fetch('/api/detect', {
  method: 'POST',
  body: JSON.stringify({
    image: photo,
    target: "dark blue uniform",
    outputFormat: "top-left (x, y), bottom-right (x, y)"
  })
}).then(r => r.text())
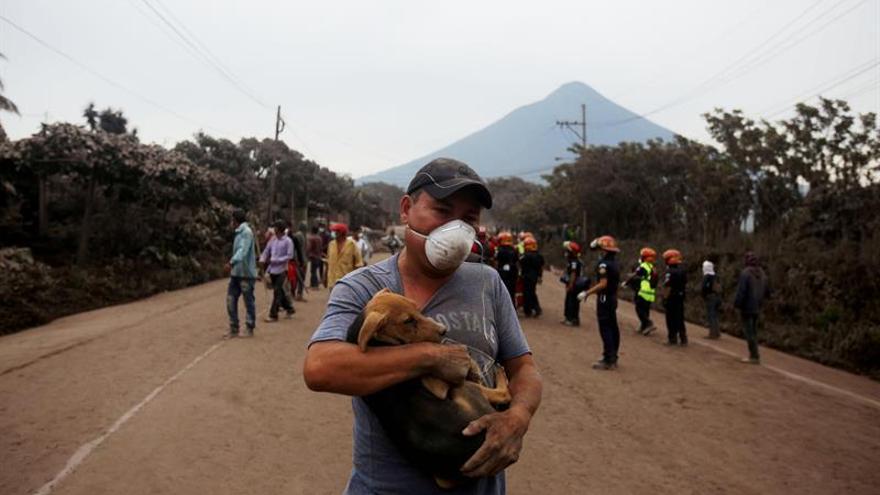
top-left (663, 264), bottom-right (688, 345)
top-left (495, 245), bottom-right (519, 307)
top-left (563, 257), bottom-right (583, 325)
top-left (595, 254), bottom-right (621, 364)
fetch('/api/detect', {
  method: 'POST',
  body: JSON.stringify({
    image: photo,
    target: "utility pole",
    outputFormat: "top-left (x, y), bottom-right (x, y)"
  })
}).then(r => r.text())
top-left (556, 104), bottom-right (588, 242)
top-left (555, 103), bottom-right (587, 150)
top-left (267, 105), bottom-right (285, 225)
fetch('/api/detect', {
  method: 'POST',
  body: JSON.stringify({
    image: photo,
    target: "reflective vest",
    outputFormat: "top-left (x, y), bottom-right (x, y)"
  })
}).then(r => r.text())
top-left (638, 261), bottom-right (656, 302)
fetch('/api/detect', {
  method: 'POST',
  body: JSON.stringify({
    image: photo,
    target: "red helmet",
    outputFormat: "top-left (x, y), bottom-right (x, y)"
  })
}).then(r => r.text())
top-left (563, 241), bottom-right (581, 254)
top-left (330, 223), bottom-right (348, 238)
top-left (663, 249), bottom-right (683, 265)
top-left (524, 237), bottom-right (538, 252)
top-left (590, 235), bottom-right (620, 253)
top-left (498, 232), bottom-right (514, 246)
top-left (640, 247), bottom-right (657, 262)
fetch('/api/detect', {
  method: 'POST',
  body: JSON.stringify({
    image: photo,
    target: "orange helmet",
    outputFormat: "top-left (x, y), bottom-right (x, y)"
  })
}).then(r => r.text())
top-left (524, 237), bottom-right (538, 252)
top-left (563, 241), bottom-right (581, 254)
top-left (590, 235), bottom-right (620, 253)
top-left (640, 247), bottom-right (657, 262)
top-left (498, 232), bottom-right (514, 246)
top-left (663, 249), bottom-right (683, 265)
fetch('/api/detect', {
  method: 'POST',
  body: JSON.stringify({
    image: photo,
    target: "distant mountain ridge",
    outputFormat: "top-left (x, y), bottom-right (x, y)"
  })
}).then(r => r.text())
top-left (357, 81), bottom-right (676, 186)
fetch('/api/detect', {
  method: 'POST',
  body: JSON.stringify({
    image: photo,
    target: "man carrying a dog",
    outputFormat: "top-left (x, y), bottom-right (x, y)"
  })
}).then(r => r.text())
top-left (304, 158), bottom-right (543, 494)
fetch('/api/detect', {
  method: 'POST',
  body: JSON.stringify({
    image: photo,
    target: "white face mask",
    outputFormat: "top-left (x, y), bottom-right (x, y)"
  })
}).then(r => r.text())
top-left (408, 220), bottom-right (476, 271)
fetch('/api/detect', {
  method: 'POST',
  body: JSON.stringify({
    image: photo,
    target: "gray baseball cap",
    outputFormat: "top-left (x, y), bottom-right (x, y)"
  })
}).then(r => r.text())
top-left (406, 158), bottom-right (493, 209)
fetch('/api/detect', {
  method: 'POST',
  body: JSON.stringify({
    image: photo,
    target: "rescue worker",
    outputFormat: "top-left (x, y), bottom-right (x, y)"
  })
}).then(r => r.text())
top-left (661, 249), bottom-right (688, 347)
top-left (578, 235), bottom-right (621, 370)
top-left (520, 236), bottom-right (544, 318)
top-left (472, 225), bottom-right (493, 263)
top-left (701, 256), bottom-right (722, 339)
top-left (495, 231), bottom-right (519, 307)
top-left (561, 241), bottom-right (584, 327)
top-left (624, 247), bottom-right (659, 335)
top-left (516, 231), bottom-right (527, 256)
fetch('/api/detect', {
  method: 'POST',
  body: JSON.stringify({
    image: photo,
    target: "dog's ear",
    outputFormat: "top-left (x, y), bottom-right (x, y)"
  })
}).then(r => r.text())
top-left (375, 288), bottom-right (392, 296)
top-left (358, 310), bottom-right (388, 351)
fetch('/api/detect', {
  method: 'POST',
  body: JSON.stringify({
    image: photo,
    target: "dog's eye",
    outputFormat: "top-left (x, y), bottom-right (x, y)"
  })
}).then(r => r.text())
top-left (403, 317), bottom-right (416, 325)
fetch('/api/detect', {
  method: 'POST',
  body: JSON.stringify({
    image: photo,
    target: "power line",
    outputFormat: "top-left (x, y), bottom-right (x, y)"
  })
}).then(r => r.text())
top-left (151, 0), bottom-right (259, 98)
top-left (728, 0), bottom-right (871, 82)
top-left (757, 57), bottom-right (879, 117)
top-left (762, 58), bottom-right (880, 118)
top-left (0, 14), bottom-right (233, 137)
top-left (596, 0), bottom-right (868, 127)
top-left (137, 0), bottom-right (270, 110)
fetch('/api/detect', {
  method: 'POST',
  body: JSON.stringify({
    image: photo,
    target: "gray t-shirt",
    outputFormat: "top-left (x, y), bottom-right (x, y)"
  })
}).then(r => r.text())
top-left (309, 254), bottom-right (531, 495)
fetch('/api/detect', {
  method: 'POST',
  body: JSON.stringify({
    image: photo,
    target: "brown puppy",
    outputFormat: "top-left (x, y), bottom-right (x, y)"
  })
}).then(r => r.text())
top-left (346, 288), bottom-right (511, 488)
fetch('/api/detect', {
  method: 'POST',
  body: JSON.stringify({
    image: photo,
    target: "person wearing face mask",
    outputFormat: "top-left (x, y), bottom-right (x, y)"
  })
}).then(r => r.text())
top-left (304, 158), bottom-right (543, 495)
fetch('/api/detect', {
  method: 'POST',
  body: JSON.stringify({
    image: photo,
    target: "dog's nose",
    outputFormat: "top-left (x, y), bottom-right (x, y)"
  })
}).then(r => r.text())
top-left (438, 325), bottom-right (447, 335)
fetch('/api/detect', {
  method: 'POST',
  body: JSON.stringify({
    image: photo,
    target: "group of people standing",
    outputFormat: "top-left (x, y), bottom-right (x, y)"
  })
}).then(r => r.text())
top-left (472, 229), bottom-right (546, 318)
top-left (558, 236), bottom-right (771, 370)
top-left (463, 226), bottom-right (771, 369)
top-left (224, 212), bottom-right (369, 338)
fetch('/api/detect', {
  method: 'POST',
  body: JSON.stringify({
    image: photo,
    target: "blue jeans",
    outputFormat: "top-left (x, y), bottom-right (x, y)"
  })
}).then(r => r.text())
top-left (227, 276), bottom-right (256, 333)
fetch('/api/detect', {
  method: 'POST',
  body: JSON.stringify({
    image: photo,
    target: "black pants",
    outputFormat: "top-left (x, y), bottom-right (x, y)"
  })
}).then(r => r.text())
top-left (564, 290), bottom-right (580, 324)
top-left (270, 272), bottom-right (294, 318)
top-left (294, 262), bottom-right (305, 298)
top-left (309, 257), bottom-right (322, 288)
top-left (665, 298), bottom-right (687, 344)
top-left (705, 294), bottom-right (721, 337)
top-left (500, 274), bottom-right (517, 308)
top-left (741, 313), bottom-right (760, 359)
top-left (522, 278), bottom-right (541, 316)
top-left (597, 304), bottom-right (620, 364)
top-left (635, 296), bottom-right (654, 331)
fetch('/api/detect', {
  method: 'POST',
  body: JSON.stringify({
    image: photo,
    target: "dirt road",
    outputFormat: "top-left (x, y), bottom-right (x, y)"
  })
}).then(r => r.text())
top-left (2, 267), bottom-right (879, 494)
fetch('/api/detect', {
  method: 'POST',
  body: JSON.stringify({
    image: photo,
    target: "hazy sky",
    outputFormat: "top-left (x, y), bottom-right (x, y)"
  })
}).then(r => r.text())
top-left (1, 0), bottom-right (878, 177)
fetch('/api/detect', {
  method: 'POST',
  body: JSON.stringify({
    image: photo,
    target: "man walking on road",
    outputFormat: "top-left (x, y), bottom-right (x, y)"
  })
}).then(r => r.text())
top-left (735, 251), bottom-right (771, 364)
top-left (292, 222), bottom-right (308, 301)
top-left (578, 236), bottom-right (621, 370)
top-left (226, 209), bottom-right (258, 338)
top-left (326, 223), bottom-right (364, 287)
top-left (304, 157), bottom-right (543, 494)
top-left (307, 225), bottom-right (323, 288)
top-left (661, 249), bottom-right (688, 347)
top-left (261, 220), bottom-right (296, 323)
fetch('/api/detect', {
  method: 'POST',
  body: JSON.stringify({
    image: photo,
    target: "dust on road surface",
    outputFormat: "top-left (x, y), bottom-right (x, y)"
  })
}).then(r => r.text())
top-left (2, 264), bottom-right (879, 495)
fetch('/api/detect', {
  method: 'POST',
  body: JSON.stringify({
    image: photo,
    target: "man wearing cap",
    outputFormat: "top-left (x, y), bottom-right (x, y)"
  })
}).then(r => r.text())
top-left (304, 158), bottom-right (543, 494)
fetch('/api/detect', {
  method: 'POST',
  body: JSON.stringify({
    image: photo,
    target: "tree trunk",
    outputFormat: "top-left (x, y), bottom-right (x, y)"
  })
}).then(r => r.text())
top-left (76, 173), bottom-right (97, 266)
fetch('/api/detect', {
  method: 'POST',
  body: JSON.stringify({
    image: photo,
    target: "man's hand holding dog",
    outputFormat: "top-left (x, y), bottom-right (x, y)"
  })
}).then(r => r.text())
top-left (423, 343), bottom-right (471, 384)
top-left (459, 405), bottom-right (531, 478)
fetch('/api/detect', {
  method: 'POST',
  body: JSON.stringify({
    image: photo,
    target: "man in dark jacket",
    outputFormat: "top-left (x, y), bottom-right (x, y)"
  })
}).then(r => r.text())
top-left (519, 237), bottom-right (544, 317)
top-left (661, 249), bottom-right (688, 347)
top-left (701, 257), bottom-right (722, 339)
top-left (734, 252), bottom-right (771, 364)
top-left (495, 231), bottom-right (519, 307)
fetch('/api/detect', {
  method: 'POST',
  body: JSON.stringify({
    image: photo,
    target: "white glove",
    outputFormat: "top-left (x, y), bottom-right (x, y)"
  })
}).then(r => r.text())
top-left (577, 291), bottom-right (587, 301)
